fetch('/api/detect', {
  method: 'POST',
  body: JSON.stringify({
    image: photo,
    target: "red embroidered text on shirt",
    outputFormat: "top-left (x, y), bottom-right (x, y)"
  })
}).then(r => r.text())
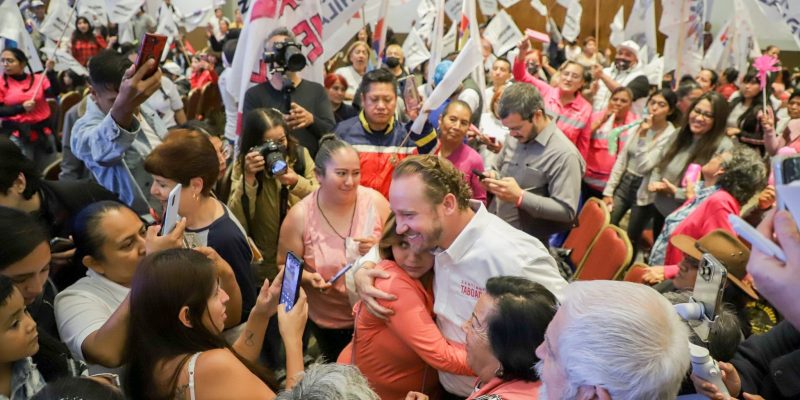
top-left (460, 281), bottom-right (484, 299)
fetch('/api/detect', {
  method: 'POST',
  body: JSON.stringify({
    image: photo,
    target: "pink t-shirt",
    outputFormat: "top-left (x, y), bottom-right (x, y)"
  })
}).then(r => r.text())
top-left (440, 143), bottom-right (487, 204)
top-left (300, 186), bottom-right (384, 329)
top-left (0, 73), bottom-right (51, 124)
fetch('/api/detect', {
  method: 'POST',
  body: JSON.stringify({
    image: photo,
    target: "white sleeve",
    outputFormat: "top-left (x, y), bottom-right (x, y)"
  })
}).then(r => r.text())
top-left (54, 290), bottom-right (115, 362)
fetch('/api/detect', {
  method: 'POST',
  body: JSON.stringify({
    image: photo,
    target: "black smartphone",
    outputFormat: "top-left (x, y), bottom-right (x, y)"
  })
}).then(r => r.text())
top-left (280, 251), bottom-right (304, 312)
top-left (135, 33), bottom-right (168, 79)
top-left (49, 237), bottom-right (74, 253)
top-left (772, 155), bottom-right (800, 210)
top-left (472, 168), bottom-right (487, 180)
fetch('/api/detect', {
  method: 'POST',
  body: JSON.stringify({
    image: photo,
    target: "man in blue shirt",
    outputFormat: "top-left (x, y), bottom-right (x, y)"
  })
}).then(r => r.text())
top-left (71, 50), bottom-right (166, 216)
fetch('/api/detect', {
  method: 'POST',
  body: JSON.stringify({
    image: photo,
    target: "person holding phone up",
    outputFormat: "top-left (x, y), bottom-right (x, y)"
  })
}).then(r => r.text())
top-left (278, 138), bottom-right (390, 363)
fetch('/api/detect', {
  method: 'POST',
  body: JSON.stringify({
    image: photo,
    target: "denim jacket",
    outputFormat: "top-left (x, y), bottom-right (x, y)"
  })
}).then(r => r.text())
top-left (70, 98), bottom-right (166, 215)
top-left (0, 358), bottom-right (46, 400)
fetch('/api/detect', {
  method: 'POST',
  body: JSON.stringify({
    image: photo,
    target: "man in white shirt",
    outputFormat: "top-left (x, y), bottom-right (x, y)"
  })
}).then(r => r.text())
top-left (355, 155), bottom-right (567, 398)
top-left (591, 40), bottom-right (650, 114)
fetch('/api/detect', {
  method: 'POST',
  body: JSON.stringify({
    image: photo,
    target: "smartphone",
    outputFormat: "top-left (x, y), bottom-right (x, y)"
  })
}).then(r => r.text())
top-left (400, 75), bottom-right (422, 117)
top-left (160, 184), bottom-right (182, 236)
top-left (691, 254), bottom-right (727, 342)
top-left (135, 33), bottom-right (168, 78)
top-left (280, 251), bottom-right (304, 311)
top-left (772, 155), bottom-right (800, 211)
top-left (49, 237), bottom-right (74, 253)
top-left (472, 168), bottom-right (487, 180)
top-left (327, 263), bottom-right (353, 285)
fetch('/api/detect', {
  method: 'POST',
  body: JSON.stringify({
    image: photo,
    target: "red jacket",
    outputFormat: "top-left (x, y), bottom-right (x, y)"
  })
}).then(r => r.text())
top-left (665, 190), bottom-right (740, 266)
top-left (582, 110), bottom-right (638, 191)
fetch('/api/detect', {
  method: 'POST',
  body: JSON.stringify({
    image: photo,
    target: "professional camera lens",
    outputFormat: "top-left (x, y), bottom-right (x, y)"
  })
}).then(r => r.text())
top-left (284, 45), bottom-right (307, 72)
top-left (252, 140), bottom-right (289, 177)
top-left (266, 152), bottom-right (288, 176)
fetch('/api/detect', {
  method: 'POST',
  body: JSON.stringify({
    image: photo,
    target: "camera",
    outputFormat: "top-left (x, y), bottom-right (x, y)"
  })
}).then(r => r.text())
top-left (263, 40), bottom-right (307, 73)
top-left (251, 140), bottom-right (289, 177)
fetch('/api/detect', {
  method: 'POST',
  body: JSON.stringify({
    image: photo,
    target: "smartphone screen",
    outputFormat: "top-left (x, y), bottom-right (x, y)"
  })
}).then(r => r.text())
top-left (280, 251), bottom-right (304, 311)
top-left (135, 33), bottom-right (168, 78)
top-left (160, 184), bottom-right (182, 236)
top-left (401, 76), bottom-right (421, 116)
top-left (782, 157), bottom-right (800, 185)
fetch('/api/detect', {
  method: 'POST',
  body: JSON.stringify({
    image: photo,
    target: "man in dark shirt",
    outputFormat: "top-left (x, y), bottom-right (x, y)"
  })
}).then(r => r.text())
top-left (242, 27), bottom-right (335, 157)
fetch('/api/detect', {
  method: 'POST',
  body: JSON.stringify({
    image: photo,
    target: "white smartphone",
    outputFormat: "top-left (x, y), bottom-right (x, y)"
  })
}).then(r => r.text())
top-left (160, 184), bottom-right (182, 236)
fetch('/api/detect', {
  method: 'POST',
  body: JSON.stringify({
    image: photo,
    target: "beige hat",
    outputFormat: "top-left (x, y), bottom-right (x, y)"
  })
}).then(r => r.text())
top-left (670, 229), bottom-right (758, 300)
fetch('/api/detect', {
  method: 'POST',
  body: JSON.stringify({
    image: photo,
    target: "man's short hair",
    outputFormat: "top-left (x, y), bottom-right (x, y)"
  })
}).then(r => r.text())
top-left (556, 281), bottom-right (690, 399)
top-left (358, 68), bottom-right (397, 97)
top-left (267, 27), bottom-right (297, 44)
top-left (497, 82), bottom-right (545, 121)
top-left (392, 155), bottom-right (472, 210)
top-left (88, 49), bottom-right (132, 92)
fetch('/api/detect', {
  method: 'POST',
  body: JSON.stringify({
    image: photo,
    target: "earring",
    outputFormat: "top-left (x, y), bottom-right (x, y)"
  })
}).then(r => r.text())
top-left (193, 192), bottom-right (199, 201)
top-left (494, 366), bottom-right (504, 377)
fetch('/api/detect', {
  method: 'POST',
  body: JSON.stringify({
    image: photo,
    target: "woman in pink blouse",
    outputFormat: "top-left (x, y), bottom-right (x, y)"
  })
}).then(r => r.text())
top-left (436, 100), bottom-right (488, 204)
top-left (338, 216), bottom-right (472, 399)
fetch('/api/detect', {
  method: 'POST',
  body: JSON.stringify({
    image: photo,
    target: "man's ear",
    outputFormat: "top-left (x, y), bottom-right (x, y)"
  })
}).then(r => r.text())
top-left (12, 172), bottom-right (27, 195)
top-left (441, 193), bottom-right (458, 216)
top-left (576, 385), bottom-right (612, 400)
top-left (178, 306), bottom-right (193, 328)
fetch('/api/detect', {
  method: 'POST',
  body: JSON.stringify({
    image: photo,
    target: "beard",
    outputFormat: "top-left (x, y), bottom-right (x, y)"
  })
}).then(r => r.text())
top-left (535, 360), bottom-right (579, 400)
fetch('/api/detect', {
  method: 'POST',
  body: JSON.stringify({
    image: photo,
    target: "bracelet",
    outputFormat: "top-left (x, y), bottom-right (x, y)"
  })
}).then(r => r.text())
top-left (515, 193), bottom-right (524, 208)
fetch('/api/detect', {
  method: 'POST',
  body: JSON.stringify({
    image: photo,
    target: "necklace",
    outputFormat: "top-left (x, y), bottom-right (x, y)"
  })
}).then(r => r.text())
top-left (316, 191), bottom-right (357, 241)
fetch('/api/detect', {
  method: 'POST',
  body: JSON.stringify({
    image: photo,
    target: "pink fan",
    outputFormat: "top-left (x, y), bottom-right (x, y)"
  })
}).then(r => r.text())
top-left (752, 54), bottom-right (781, 111)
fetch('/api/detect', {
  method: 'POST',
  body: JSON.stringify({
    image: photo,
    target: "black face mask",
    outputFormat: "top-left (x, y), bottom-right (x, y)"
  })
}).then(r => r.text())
top-left (385, 57), bottom-right (401, 68)
top-left (526, 63), bottom-right (540, 75)
top-left (615, 59), bottom-right (632, 71)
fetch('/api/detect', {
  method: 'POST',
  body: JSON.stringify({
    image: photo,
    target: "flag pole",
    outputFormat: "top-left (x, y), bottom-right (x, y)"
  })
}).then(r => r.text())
top-left (31, 0), bottom-right (78, 100)
top-left (595, 0), bottom-right (599, 47)
top-left (674, 1), bottom-right (688, 90)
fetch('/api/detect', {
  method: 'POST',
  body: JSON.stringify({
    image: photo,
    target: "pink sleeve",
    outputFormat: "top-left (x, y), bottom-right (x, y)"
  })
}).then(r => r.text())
top-left (379, 278), bottom-right (473, 376)
top-left (664, 264), bottom-right (679, 279)
top-left (512, 57), bottom-right (551, 95)
top-left (576, 115), bottom-right (593, 159)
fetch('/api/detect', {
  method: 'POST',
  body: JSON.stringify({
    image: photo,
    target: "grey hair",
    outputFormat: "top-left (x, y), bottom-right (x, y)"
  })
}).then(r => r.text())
top-left (267, 27), bottom-right (297, 43)
top-left (717, 144), bottom-right (768, 206)
top-left (556, 281), bottom-right (690, 400)
top-left (275, 363), bottom-right (379, 400)
top-left (497, 82), bottom-right (545, 121)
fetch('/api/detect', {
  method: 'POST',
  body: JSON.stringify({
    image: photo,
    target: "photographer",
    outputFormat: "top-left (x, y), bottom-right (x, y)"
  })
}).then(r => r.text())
top-left (229, 108), bottom-right (318, 270)
top-left (242, 28), bottom-right (335, 158)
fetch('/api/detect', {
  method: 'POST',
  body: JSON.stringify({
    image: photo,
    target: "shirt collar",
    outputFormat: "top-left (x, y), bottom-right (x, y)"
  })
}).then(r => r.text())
top-left (438, 200), bottom-right (487, 263)
top-left (533, 121), bottom-right (557, 146)
top-left (85, 269), bottom-right (132, 302)
top-left (358, 111), bottom-right (395, 135)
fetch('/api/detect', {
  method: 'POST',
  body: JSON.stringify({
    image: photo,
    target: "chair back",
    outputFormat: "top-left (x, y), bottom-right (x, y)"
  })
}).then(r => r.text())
top-left (622, 262), bottom-right (650, 283)
top-left (186, 89), bottom-right (201, 120)
top-left (58, 91), bottom-right (82, 134)
top-left (573, 225), bottom-right (633, 281)
top-left (562, 197), bottom-right (610, 270)
top-left (199, 82), bottom-right (221, 119)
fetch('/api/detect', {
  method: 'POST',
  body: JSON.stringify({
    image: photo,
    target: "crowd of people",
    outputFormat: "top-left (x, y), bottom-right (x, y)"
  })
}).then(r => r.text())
top-left (2, 0), bottom-right (800, 399)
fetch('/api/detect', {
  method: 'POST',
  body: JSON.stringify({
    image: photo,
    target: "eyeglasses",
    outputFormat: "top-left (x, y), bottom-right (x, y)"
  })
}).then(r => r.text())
top-left (466, 312), bottom-right (488, 338)
top-left (691, 108), bottom-right (715, 120)
top-left (1, 58), bottom-right (18, 65)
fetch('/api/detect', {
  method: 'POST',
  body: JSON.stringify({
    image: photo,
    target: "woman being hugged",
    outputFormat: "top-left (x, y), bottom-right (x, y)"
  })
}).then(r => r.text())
top-left (279, 136), bottom-right (390, 363)
top-left (228, 108), bottom-right (319, 270)
top-left (124, 248), bottom-right (308, 400)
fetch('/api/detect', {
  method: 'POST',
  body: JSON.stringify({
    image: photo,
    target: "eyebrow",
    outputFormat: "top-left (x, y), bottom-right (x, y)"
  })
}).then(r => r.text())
top-left (4, 308), bottom-right (22, 326)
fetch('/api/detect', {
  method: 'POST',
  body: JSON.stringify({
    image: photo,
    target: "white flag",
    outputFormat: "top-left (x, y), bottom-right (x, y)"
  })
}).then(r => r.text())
top-left (118, 20), bottom-right (135, 44)
top-left (444, 0), bottom-right (461, 22)
top-left (39, 0), bottom-right (75, 42)
top-left (478, 0), bottom-right (496, 16)
top-left (229, 0), bottom-right (326, 117)
top-left (51, 47), bottom-right (89, 76)
top-left (78, 0), bottom-right (108, 26)
top-left (415, 0), bottom-right (437, 45)
top-left (459, 0), bottom-right (487, 112)
top-left (482, 9), bottom-right (522, 57)
top-left (172, 0), bottom-right (214, 31)
top-left (402, 27), bottom-right (431, 71)
top-left (442, 21), bottom-right (456, 55)
top-left (106, 0), bottom-right (144, 24)
top-left (497, 0), bottom-right (519, 7)
top-left (411, 36), bottom-right (483, 133)
top-left (427, 0), bottom-right (446, 86)
top-left (0, 0), bottom-right (44, 72)
top-left (319, 0), bottom-right (368, 62)
top-left (624, 0), bottom-right (657, 62)
top-left (560, 0), bottom-right (581, 43)
top-left (609, 5), bottom-right (624, 47)
top-left (156, 3), bottom-right (180, 37)
top-left (703, 0), bottom-right (759, 79)
top-left (660, 0), bottom-right (706, 79)
top-left (754, 0), bottom-right (800, 49)
top-left (529, 0), bottom-right (546, 16)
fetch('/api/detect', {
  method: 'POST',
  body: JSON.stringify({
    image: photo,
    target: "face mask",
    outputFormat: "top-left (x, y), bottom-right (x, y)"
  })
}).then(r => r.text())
top-left (384, 57), bottom-right (401, 68)
top-left (615, 59), bottom-right (632, 71)
top-left (527, 63), bottom-right (540, 76)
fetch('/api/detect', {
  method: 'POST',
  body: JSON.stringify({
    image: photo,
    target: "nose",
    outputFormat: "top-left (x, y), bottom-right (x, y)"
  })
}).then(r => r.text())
top-left (395, 221), bottom-right (409, 235)
top-left (220, 288), bottom-right (230, 304)
top-left (535, 342), bottom-right (545, 359)
top-left (24, 313), bottom-right (37, 334)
